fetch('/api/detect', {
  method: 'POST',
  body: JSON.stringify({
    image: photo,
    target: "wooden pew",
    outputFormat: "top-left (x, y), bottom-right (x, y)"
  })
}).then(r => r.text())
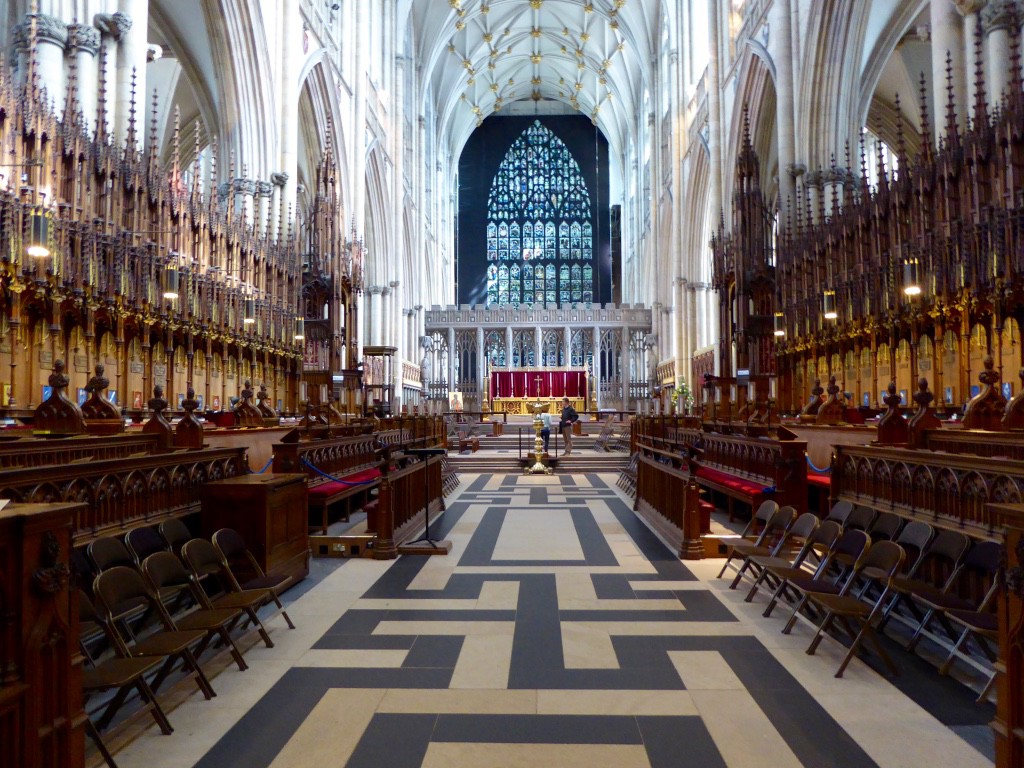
top-left (633, 442), bottom-right (707, 559)
top-left (370, 443), bottom-right (446, 558)
top-left (0, 447), bottom-right (247, 547)
top-left (271, 431), bottom-right (384, 534)
top-left (0, 433), bottom-right (162, 469)
top-left (830, 443), bottom-right (1013, 540)
top-left (639, 422), bottom-right (808, 519)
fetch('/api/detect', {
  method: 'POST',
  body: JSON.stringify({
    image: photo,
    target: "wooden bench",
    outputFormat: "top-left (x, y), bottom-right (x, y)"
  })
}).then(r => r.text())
top-left (0, 432), bottom-right (162, 469)
top-left (272, 432), bottom-right (386, 534)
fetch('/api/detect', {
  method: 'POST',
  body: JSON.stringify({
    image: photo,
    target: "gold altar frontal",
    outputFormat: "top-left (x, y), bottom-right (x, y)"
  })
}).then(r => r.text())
top-left (491, 397), bottom-right (585, 416)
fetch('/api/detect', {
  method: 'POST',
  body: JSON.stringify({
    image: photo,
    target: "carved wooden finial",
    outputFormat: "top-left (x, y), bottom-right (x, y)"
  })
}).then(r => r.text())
top-left (143, 384), bottom-right (173, 449)
top-left (174, 385), bottom-right (204, 449)
top-left (33, 359), bottom-right (86, 435)
top-left (816, 374), bottom-right (846, 425)
top-left (877, 380), bottom-right (909, 445)
top-left (799, 378), bottom-right (825, 422)
top-left (909, 377), bottom-right (941, 445)
top-left (82, 363), bottom-right (122, 429)
top-left (964, 354), bottom-right (1007, 430)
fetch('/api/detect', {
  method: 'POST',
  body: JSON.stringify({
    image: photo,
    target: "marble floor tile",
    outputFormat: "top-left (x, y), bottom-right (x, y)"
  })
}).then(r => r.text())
top-left (421, 742), bottom-right (653, 768)
top-left (561, 622), bottom-right (619, 669)
top-left (493, 507), bottom-right (586, 560)
top-left (296, 648), bottom-right (410, 667)
top-left (476, 579), bottom-right (520, 610)
top-left (536, 689), bottom-right (698, 716)
top-left (688, 689), bottom-right (804, 768)
top-left (267, 688), bottom-right (386, 768)
top-left (449, 634), bottom-right (514, 688)
top-left (378, 688), bottom-right (538, 714)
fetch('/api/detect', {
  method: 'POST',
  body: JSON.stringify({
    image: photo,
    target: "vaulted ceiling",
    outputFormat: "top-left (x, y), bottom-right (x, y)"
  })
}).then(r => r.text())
top-left (409, 0), bottom-right (664, 160)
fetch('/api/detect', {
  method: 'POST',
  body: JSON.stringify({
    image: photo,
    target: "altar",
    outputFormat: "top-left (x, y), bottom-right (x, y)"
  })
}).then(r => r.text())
top-left (489, 369), bottom-right (587, 415)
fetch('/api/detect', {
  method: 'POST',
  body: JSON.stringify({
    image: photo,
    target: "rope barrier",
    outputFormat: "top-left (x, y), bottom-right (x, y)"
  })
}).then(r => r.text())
top-left (249, 457), bottom-right (273, 474)
top-left (806, 456), bottom-right (831, 474)
top-left (300, 456), bottom-right (379, 485)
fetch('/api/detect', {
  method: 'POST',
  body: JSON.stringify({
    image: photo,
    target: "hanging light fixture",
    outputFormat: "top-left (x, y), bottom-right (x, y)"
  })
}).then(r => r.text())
top-left (773, 311), bottom-right (786, 337)
top-left (822, 289), bottom-right (837, 320)
top-left (243, 297), bottom-right (256, 324)
top-left (162, 259), bottom-right (180, 300)
top-left (27, 210), bottom-right (49, 258)
top-left (903, 257), bottom-right (921, 296)
top-left (294, 317), bottom-right (305, 340)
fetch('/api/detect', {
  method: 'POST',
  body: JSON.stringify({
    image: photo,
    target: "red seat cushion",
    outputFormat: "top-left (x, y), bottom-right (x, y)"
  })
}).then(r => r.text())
top-left (807, 474), bottom-right (830, 488)
top-left (307, 468), bottom-right (381, 499)
top-left (695, 467), bottom-right (765, 497)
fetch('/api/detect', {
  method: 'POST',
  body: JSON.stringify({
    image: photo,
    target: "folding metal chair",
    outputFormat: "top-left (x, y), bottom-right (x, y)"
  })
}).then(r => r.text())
top-left (727, 506), bottom-right (799, 589)
top-left (213, 528), bottom-right (296, 629)
top-left (716, 500), bottom-right (779, 579)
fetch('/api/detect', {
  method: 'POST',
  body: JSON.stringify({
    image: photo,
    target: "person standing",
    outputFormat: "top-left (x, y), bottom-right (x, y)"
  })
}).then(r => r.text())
top-left (559, 397), bottom-right (578, 455)
top-left (540, 408), bottom-right (552, 452)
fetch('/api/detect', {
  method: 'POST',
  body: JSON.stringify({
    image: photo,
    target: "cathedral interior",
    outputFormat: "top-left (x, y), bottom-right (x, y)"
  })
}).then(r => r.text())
top-left (0, 1), bottom-right (1023, 767)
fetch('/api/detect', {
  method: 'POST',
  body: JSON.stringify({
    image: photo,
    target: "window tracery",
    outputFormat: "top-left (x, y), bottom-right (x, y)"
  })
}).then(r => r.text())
top-left (485, 120), bottom-right (594, 307)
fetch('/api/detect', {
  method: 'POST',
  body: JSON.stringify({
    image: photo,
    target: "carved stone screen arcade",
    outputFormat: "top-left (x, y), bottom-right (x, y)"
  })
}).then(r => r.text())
top-left (457, 115), bottom-right (611, 308)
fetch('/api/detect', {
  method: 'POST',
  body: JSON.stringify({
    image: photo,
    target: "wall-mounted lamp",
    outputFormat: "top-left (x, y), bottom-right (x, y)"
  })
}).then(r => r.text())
top-left (162, 259), bottom-right (180, 299)
top-left (903, 258), bottom-right (921, 296)
top-left (294, 317), bottom-right (305, 340)
top-left (822, 289), bottom-right (837, 320)
top-left (27, 211), bottom-right (50, 258)
top-left (773, 311), bottom-right (786, 337)
top-left (243, 297), bottom-right (256, 324)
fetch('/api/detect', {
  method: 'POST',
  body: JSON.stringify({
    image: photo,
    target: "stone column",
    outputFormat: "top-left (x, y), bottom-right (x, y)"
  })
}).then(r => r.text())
top-left (69, 24), bottom-right (101, 134)
top-left (389, 281), bottom-right (402, 407)
top-left (709, 287), bottom-right (722, 375)
top-left (932, 0), bottom-right (967, 140)
top-left (674, 278), bottom-right (686, 387)
top-left (688, 284), bottom-right (698, 372)
top-left (447, 326), bottom-right (456, 393)
top-left (257, 181), bottom-right (273, 236)
top-left (18, 14), bottom-right (68, 114)
top-left (622, 326), bottom-right (631, 407)
top-left (956, 1), bottom-right (988, 121)
top-left (985, 0), bottom-right (1017, 104)
top-left (415, 305), bottom-right (424, 348)
top-left (476, 325), bottom-right (485, 403)
top-left (707, 0), bottom-right (724, 220)
top-left (564, 326), bottom-right (572, 369)
top-left (368, 285), bottom-right (383, 347)
top-left (593, 325), bottom-right (601, 410)
top-left (662, 308), bottom-right (672, 377)
top-left (771, 0), bottom-right (796, 225)
top-left (506, 325), bottom-right (514, 368)
top-left (534, 326), bottom-right (542, 369)
top-left (380, 285), bottom-right (391, 347)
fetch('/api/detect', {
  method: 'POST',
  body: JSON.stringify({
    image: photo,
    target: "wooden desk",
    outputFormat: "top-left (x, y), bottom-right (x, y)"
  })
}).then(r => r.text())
top-left (200, 474), bottom-right (309, 588)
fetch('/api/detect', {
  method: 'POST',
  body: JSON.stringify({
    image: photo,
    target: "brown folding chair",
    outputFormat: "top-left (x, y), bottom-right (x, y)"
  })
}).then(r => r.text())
top-left (88, 536), bottom-right (136, 573)
top-left (94, 566), bottom-right (217, 700)
top-left (801, 540), bottom-right (906, 677)
top-left (823, 500), bottom-right (853, 526)
top-left (79, 595), bottom-right (173, 765)
top-left (126, 526), bottom-right (169, 565)
top-left (743, 517), bottom-right (837, 603)
top-left (142, 551), bottom-right (251, 671)
top-left (182, 538), bottom-right (275, 648)
top-left (727, 506), bottom-right (799, 589)
top-left (716, 500), bottom-right (779, 579)
top-left (159, 518), bottom-right (193, 556)
top-left (939, 602), bottom-right (999, 702)
top-left (765, 528), bottom-right (872, 634)
top-left (879, 528), bottom-right (969, 637)
top-left (867, 512), bottom-right (904, 542)
top-left (213, 528), bottom-right (296, 629)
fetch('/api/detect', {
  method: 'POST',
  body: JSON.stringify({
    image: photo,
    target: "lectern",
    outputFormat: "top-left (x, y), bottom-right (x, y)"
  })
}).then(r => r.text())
top-left (400, 447), bottom-right (451, 555)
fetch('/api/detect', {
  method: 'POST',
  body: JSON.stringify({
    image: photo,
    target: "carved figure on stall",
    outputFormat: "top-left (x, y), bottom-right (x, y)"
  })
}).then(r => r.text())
top-left (644, 333), bottom-right (659, 388)
top-left (420, 335), bottom-right (433, 388)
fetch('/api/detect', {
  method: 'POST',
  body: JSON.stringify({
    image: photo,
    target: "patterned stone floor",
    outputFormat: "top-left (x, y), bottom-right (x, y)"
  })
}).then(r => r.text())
top-left (111, 473), bottom-right (993, 768)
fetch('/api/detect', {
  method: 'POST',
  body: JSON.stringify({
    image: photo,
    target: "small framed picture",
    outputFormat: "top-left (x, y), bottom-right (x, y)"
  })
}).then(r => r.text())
top-left (42, 385), bottom-right (53, 402)
top-left (970, 384), bottom-right (981, 398)
top-left (1003, 381), bottom-right (1013, 400)
top-left (899, 389), bottom-right (908, 405)
top-left (77, 388), bottom-right (88, 406)
top-left (862, 393), bottom-right (869, 407)
top-left (108, 390), bottom-right (117, 405)
top-left (212, 395), bottom-right (221, 410)
top-left (132, 391), bottom-right (143, 409)
top-left (177, 393), bottom-right (185, 409)
top-left (1, 384), bottom-right (10, 406)
top-left (944, 386), bottom-right (954, 403)
top-left (196, 394), bottom-right (204, 411)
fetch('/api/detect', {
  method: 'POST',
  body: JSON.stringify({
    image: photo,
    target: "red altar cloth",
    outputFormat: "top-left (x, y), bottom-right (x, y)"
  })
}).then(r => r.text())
top-left (490, 371), bottom-right (587, 399)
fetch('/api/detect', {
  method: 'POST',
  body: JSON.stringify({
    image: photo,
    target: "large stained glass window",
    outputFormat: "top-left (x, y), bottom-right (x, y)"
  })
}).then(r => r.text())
top-left (484, 120), bottom-right (594, 308)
